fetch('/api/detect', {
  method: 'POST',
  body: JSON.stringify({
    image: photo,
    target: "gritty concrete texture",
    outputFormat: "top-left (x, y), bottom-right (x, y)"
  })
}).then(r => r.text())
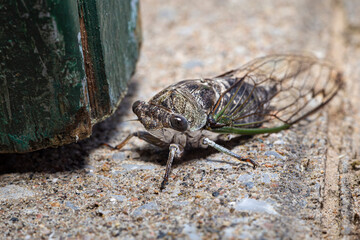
top-left (0, 0), bottom-right (359, 239)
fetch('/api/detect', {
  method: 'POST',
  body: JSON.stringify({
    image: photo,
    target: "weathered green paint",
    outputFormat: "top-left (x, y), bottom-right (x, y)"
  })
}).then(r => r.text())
top-left (0, 0), bottom-right (141, 153)
top-left (97, 0), bottom-right (141, 109)
top-left (77, 0), bottom-right (141, 119)
top-left (0, 0), bottom-right (89, 153)
top-left (78, 0), bottom-right (110, 119)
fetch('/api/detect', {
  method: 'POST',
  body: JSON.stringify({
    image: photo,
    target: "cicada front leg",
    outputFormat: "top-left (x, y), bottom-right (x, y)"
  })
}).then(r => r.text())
top-left (160, 143), bottom-right (184, 191)
top-left (103, 132), bottom-right (184, 190)
top-left (103, 131), bottom-right (169, 150)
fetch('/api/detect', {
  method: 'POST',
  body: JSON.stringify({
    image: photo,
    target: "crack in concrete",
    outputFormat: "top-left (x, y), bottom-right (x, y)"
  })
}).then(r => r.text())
top-left (322, 0), bottom-right (359, 238)
top-left (321, 0), bottom-right (346, 238)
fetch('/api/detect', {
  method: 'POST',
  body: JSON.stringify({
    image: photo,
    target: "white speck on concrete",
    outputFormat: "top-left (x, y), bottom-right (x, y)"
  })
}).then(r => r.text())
top-left (112, 152), bottom-right (127, 161)
top-left (264, 151), bottom-right (286, 160)
top-left (223, 227), bottom-right (235, 239)
top-left (120, 164), bottom-right (157, 170)
top-left (274, 139), bottom-right (285, 145)
top-left (0, 185), bottom-right (35, 200)
top-left (110, 195), bottom-right (127, 202)
top-left (172, 201), bottom-right (189, 206)
top-left (112, 195), bottom-right (126, 202)
top-left (132, 201), bottom-right (158, 216)
top-left (65, 201), bottom-right (79, 211)
top-left (235, 198), bottom-right (278, 215)
top-left (260, 173), bottom-right (271, 184)
top-left (183, 223), bottom-right (203, 240)
top-left (237, 174), bottom-right (253, 182)
top-left (237, 174), bottom-right (255, 188)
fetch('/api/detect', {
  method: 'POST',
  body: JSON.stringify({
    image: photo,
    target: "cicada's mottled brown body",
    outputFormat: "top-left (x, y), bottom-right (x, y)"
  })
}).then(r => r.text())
top-left (106, 54), bottom-right (344, 190)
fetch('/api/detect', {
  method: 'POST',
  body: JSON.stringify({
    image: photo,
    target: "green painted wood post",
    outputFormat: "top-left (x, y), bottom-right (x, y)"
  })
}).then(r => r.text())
top-left (0, 0), bottom-right (141, 153)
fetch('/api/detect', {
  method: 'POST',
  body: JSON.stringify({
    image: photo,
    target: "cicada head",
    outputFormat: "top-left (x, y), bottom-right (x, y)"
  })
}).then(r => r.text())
top-left (132, 100), bottom-right (189, 133)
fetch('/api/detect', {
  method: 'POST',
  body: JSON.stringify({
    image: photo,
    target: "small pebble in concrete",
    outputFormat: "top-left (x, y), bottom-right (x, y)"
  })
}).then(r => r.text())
top-left (172, 201), bottom-right (189, 206)
top-left (235, 198), bottom-right (278, 215)
top-left (132, 202), bottom-right (158, 216)
top-left (110, 195), bottom-right (127, 202)
top-left (260, 173), bottom-right (271, 184)
top-left (183, 223), bottom-right (203, 240)
top-left (274, 139), bottom-right (285, 145)
top-left (237, 174), bottom-right (255, 188)
top-left (112, 152), bottom-right (127, 161)
top-left (245, 182), bottom-right (255, 189)
top-left (65, 201), bottom-right (79, 211)
top-left (212, 191), bottom-right (220, 197)
top-left (10, 217), bottom-right (19, 222)
top-left (157, 230), bottom-right (167, 239)
top-left (264, 151), bottom-right (286, 160)
top-left (120, 164), bottom-right (157, 170)
top-left (237, 174), bottom-right (253, 182)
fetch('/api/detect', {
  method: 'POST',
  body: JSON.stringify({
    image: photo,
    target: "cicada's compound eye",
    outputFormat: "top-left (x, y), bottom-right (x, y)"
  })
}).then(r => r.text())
top-left (170, 114), bottom-right (188, 132)
top-left (132, 100), bottom-right (143, 113)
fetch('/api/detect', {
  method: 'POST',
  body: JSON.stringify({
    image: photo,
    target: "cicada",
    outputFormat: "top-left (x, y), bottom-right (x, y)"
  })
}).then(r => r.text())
top-left (105, 54), bottom-right (343, 190)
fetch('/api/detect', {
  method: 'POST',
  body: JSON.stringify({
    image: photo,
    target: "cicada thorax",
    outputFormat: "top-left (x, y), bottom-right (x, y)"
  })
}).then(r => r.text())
top-left (149, 80), bottom-right (219, 131)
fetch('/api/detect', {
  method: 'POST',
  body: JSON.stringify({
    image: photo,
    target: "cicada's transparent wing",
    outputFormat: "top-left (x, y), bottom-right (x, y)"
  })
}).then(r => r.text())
top-left (215, 54), bottom-right (318, 80)
top-left (209, 54), bottom-right (344, 134)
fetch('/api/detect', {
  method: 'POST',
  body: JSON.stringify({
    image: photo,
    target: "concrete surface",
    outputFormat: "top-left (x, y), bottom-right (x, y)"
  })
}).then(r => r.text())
top-left (0, 0), bottom-right (359, 239)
